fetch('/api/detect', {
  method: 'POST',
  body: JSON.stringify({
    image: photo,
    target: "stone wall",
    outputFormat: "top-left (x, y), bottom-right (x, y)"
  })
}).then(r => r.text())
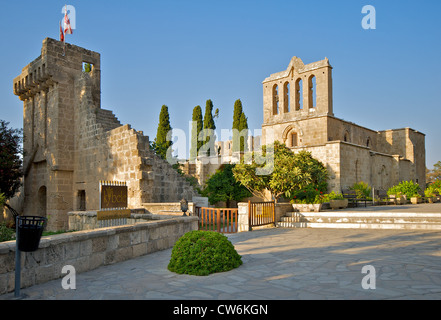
top-left (0, 216), bottom-right (198, 294)
top-left (13, 38), bottom-right (198, 231)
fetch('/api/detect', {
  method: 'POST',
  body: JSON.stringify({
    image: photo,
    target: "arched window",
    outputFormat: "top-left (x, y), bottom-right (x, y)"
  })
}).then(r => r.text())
top-left (308, 75), bottom-right (316, 109)
top-left (284, 82), bottom-right (290, 113)
top-left (290, 132), bottom-right (298, 147)
top-left (344, 131), bottom-right (350, 142)
top-left (273, 84), bottom-right (279, 115)
top-left (295, 78), bottom-right (303, 110)
top-left (366, 137), bottom-right (371, 148)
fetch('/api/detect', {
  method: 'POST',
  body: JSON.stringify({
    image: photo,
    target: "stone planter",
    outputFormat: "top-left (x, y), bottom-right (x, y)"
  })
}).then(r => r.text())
top-left (329, 199), bottom-right (349, 209)
top-left (411, 197), bottom-right (422, 205)
top-left (292, 203), bottom-right (322, 212)
top-left (390, 195), bottom-right (406, 205)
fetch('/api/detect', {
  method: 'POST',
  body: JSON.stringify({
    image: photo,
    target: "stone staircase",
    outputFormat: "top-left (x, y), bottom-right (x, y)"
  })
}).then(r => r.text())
top-left (277, 210), bottom-right (441, 230)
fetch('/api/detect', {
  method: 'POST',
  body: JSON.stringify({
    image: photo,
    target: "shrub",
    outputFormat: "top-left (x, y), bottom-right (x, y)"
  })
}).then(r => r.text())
top-left (0, 193), bottom-right (5, 208)
top-left (322, 191), bottom-right (345, 202)
top-left (0, 222), bottom-right (15, 242)
top-left (350, 181), bottom-right (371, 199)
top-left (387, 181), bottom-right (421, 199)
top-left (425, 185), bottom-right (437, 198)
top-left (427, 180), bottom-right (441, 194)
top-left (168, 230), bottom-right (242, 276)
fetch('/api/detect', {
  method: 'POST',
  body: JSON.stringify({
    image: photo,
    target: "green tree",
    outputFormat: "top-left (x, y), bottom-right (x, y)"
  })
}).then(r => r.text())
top-left (0, 120), bottom-right (23, 216)
top-left (153, 105), bottom-right (173, 160)
top-left (232, 99), bottom-right (243, 152)
top-left (238, 112), bottom-right (248, 152)
top-left (427, 161), bottom-right (441, 184)
top-left (202, 100), bottom-right (216, 156)
top-left (190, 105), bottom-right (203, 160)
top-left (201, 164), bottom-right (251, 207)
top-left (233, 141), bottom-right (328, 202)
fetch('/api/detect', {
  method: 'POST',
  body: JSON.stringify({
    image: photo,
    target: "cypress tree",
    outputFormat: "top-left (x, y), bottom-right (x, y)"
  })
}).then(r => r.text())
top-left (232, 99), bottom-right (243, 152)
top-left (190, 105), bottom-right (203, 160)
top-left (238, 112), bottom-right (249, 152)
top-left (154, 105), bottom-right (173, 160)
top-left (202, 99), bottom-right (216, 156)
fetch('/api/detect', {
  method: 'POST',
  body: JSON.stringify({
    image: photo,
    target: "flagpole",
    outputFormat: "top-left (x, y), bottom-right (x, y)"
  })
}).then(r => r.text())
top-left (63, 5), bottom-right (67, 56)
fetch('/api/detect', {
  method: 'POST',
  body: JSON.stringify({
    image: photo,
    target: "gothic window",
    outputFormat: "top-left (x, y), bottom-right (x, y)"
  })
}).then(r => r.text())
top-left (366, 137), bottom-right (371, 148)
top-left (295, 78), bottom-right (303, 110)
top-left (273, 84), bottom-right (279, 115)
top-left (284, 82), bottom-right (290, 113)
top-left (308, 75), bottom-right (316, 108)
top-left (344, 130), bottom-right (350, 142)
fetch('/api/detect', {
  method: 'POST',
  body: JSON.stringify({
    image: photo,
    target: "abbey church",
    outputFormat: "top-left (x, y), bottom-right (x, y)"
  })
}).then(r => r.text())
top-left (261, 56), bottom-right (426, 193)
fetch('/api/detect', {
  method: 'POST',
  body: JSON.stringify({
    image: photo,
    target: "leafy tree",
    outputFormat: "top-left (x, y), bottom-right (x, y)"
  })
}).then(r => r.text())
top-left (190, 105), bottom-right (203, 160)
top-left (233, 141), bottom-right (328, 202)
top-left (0, 120), bottom-right (23, 217)
top-left (202, 100), bottom-right (216, 156)
top-left (201, 164), bottom-right (251, 207)
top-left (0, 120), bottom-right (23, 200)
top-left (153, 105), bottom-right (173, 160)
top-left (427, 161), bottom-right (441, 184)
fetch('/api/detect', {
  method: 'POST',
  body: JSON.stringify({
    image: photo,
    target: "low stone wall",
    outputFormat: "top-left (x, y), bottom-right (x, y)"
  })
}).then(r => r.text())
top-left (68, 210), bottom-right (184, 231)
top-left (0, 216), bottom-right (198, 295)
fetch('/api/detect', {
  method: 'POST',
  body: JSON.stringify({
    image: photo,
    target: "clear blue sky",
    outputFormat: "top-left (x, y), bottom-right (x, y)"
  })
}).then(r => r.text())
top-left (1, 0), bottom-right (440, 168)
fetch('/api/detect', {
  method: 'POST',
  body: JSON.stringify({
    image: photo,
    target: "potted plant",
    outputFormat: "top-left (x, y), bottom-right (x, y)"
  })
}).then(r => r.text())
top-left (325, 192), bottom-right (348, 209)
top-left (425, 188), bottom-right (437, 203)
top-left (410, 194), bottom-right (422, 204)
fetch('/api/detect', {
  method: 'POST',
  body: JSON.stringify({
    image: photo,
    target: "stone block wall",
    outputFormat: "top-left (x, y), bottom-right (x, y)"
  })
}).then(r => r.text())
top-left (0, 216), bottom-right (198, 295)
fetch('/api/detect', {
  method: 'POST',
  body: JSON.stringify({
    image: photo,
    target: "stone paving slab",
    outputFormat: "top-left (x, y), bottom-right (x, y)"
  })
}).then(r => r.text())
top-left (2, 227), bottom-right (441, 300)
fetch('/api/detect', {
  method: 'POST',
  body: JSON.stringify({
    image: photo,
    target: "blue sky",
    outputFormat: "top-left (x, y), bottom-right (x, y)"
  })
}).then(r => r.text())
top-left (1, 0), bottom-right (440, 168)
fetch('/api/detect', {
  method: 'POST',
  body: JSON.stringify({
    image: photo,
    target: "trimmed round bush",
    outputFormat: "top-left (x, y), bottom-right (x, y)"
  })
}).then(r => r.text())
top-left (168, 230), bottom-right (243, 276)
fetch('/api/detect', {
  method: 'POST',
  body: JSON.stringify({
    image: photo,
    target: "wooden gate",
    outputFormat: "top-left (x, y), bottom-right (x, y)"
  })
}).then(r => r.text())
top-left (248, 201), bottom-right (275, 229)
top-left (196, 207), bottom-right (238, 234)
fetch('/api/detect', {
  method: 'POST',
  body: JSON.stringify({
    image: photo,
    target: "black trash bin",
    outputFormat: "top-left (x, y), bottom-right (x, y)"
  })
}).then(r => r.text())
top-left (17, 216), bottom-right (47, 252)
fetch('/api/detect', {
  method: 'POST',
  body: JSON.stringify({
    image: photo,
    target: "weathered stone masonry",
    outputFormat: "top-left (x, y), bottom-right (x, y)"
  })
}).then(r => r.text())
top-left (13, 38), bottom-right (197, 231)
top-left (261, 56), bottom-right (426, 193)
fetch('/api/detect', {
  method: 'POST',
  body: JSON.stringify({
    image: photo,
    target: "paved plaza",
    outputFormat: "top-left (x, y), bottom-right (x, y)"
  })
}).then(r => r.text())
top-left (2, 222), bottom-right (441, 300)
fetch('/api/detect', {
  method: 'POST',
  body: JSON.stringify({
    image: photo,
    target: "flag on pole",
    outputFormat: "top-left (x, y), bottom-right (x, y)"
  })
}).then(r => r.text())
top-left (64, 5), bottom-right (73, 35)
top-left (59, 21), bottom-right (65, 42)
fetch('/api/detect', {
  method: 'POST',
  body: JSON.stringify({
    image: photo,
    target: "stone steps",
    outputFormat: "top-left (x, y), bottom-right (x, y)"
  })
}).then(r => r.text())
top-left (277, 211), bottom-right (441, 230)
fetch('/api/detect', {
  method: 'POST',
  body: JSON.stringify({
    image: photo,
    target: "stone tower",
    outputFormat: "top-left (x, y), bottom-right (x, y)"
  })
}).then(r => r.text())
top-left (14, 38), bottom-right (198, 231)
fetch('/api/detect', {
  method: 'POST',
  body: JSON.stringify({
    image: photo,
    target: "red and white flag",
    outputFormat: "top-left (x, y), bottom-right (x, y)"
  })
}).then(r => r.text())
top-left (64, 5), bottom-right (73, 35)
top-left (59, 21), bottom-right (65, 42)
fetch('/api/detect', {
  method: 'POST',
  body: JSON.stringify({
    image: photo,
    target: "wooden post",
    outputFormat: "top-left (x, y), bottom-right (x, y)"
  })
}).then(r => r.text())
top-left (217, 208), bottom-right (221, 233)
top-left (248, 201), bottom-right (252, 231)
